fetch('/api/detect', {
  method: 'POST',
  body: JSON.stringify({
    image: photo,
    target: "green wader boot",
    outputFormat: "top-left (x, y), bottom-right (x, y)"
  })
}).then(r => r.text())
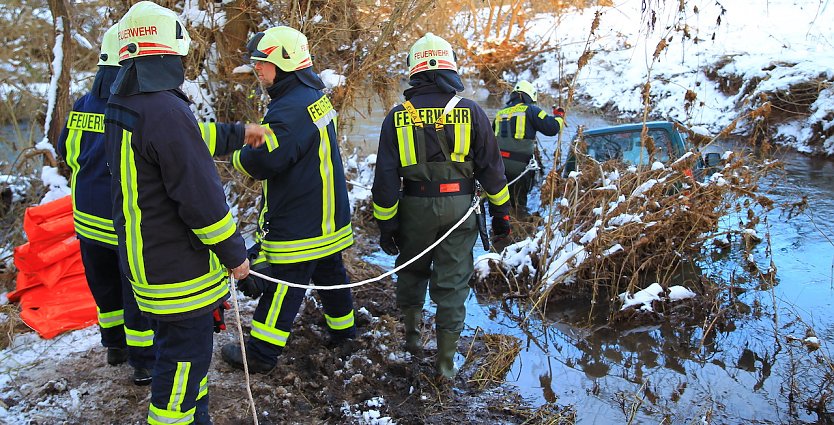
top-left (401, 307), bottom-right (423, 356)
top-left (436, 330), bottom-right (461, 379)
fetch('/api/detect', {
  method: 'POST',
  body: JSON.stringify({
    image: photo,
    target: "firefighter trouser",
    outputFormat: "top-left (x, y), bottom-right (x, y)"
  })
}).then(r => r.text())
top-left (248, 251), bottom-right (356, 364)
top-left (506, 166), bottom-right (534, 211)
top-left (148, 312), bottom-right (213, 425)
top-left (395, 195), bottom-right (478, 334)
top-left (79, 240), bottom-right (155, 369)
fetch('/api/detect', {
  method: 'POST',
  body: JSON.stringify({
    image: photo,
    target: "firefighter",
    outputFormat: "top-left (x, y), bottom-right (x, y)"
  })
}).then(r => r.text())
top-left (104, 3), bottom-right (250, 423)
top-left (56, 24), bottom-right (156, 386)
top-left (493, 80), bottom-right (564, 216)
top-left (371, 33), bottom-right (511, 380)
top-left (221, 26), bottom-right (357, 373)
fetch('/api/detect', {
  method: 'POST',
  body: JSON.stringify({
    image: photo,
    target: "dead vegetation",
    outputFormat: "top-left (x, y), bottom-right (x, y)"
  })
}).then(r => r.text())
top-left (474, 115), bottom-right (780, 327)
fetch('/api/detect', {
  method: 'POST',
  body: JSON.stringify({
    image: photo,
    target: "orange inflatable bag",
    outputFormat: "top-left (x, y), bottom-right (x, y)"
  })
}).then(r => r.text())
top-left (9, 195), bottom-right (98, 339)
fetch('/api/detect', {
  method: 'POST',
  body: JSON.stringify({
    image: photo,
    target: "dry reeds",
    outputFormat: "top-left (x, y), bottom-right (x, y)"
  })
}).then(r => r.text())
top-left (468, 333), bottom-right (521, 389)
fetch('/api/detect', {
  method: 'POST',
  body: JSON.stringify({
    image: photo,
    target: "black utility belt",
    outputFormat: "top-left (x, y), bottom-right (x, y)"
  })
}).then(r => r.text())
top-left (500, 150), bottom-right (533, 163)
top-left (402, 179), bottom-right (475, 197)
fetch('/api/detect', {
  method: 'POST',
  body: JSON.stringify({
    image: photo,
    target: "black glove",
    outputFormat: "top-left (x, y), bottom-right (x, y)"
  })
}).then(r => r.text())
top-left (379, 233), bottom-right (399, 256)
top-left (376, 217), bottom-right (399, 256)
top-left (237, 276), bottom-right (265, 299)
top-left (552, 106), bottom-right (566, 118)
top-left (212, 301), bottom-right (230, 333)
top-left (492, 214), bottom-right (511, 238)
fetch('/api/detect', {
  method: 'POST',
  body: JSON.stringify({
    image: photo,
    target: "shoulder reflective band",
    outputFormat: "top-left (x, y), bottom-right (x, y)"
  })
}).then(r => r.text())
top-left (308, 95), bottom-right (338, 129)
top-left (67, 111), bottom-right (105, 133)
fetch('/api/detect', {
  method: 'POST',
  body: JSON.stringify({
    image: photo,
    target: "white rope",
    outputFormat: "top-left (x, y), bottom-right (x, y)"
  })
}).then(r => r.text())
top-left (506, 158), bottom-right (540, 187)
top-left (248, 196), bottom-right (481, 290)
top-left (228, 277), bottom-right (259, 425)
top-left (346, 179), bottom-right (372, 190)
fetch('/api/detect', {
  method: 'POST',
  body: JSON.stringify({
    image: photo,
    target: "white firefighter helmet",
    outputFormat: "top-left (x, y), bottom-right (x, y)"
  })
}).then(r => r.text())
top-left (406, 33), bottom-right (457, 77)
top-left (247, 26), bottom-right (312, 72)
top-left (98, 24), bottom-right (120, 67)
top-left (116, 1), bottom-right (190, 62)
top-left (513, 80), bottom-right (537, 102)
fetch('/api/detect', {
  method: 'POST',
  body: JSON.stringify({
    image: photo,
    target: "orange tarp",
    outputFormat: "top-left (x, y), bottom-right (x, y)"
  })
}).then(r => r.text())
top-left (9, 196), bottom-right (97, 339)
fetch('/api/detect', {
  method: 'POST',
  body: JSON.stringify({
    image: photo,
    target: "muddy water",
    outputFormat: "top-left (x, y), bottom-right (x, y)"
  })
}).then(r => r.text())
top-left (350, 94), bottom-right (834, 423)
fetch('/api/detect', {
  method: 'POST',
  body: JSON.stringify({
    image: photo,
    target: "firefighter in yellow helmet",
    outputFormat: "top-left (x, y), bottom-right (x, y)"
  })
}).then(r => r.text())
top-left (221, 26), bottom-right (357, 373)
top-left (104, 3), bottom-right (253, 423)
top-left (56, 24), bottom-right (156, 386)
top-left (493, 79), bottom-right (565, 216)
top-left (371, 33), bottom-right (511, 381)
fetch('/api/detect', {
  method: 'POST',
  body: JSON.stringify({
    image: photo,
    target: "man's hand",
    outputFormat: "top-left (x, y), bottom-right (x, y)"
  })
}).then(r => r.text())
top-left (237, 275), bottom-right (265, 299)
top-left (379, 233), bottom-right (399, 256)
top-left (492, 215), bottom-right (511, 238)
top-left (243, 124), bottom-right (271, 148)
top-left (230, 258), bottom-right (250, 280)
top-left (552, 106), bottom-right (566, 118)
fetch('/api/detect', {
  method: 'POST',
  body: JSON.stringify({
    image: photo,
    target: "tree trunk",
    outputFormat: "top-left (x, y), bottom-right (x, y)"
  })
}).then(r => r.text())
top-left (45, 0), bottom-right (72, 159)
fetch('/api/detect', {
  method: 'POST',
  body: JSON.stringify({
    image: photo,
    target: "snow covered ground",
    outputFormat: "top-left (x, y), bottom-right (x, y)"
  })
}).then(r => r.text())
top-left (521, 0), bottom-right (834, 155)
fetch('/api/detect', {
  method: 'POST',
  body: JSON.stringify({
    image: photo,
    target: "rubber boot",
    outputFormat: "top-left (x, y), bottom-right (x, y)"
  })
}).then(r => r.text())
top-left (401, 308), bottom-right (423, 356)
top-left (435, 330), bottom-right (460, 379)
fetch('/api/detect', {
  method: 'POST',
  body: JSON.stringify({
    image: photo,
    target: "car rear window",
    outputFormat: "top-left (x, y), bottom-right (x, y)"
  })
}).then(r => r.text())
top-left (583, 129), bottom-right (676, 166)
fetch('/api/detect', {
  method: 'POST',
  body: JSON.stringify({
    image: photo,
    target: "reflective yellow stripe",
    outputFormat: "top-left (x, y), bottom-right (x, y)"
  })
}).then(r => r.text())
top-left (199, 122), bottom-right (217, 155)
top-left (125, 327), bottom-right (154, 347)
top-left (65, 128), bottom-right (82, 214)
top-left (120, 130), bottom-right (147, 284)
top-left (514, 111), bottom-right (527, 139)
top-left (487, 185), bottom-right (510, 206)
top-left (318, 127), bottom-right (336, 234)
top-left (133, 278), bottom-right (228, 315)
top-left (75, 220), bottom-right (119, 245)
top-left (325, 310), bottom-right (354, 331)
top-left (167, 362), bottom-right (190, 412)
top-left (372, 201), bottom-right (398, 220)
top-left (396, 126), bottom-right (417, 166)
top-left (251, 320), bottom-right (290, 346)
top-left (537, 110), bottom-right (547, 119)
top-left (263, 125), bottom-right (279, 152)
top-left (148, 404), bottom-right (195, 425)
top-left (555, 116), bottom-right (565, 129)
top-left (262, 233), bottom-right (353, 264)
top-left (191, 210), bottom-right (236, 245)
top-left (97, 308), bottom-right (124, 329)
top-left (258, 180), bottom-right (269, 235)
top-left (197, 375), bottom-right (208, 400)
top-left (251, 250), bottom-right (267, 269)
top-left (75, 210), bottom-right (115, 231)
top-left (232, 150), bottom-right (253, 178)
top-left (451, 122), bottom-right (471, 162)
top-left (252, 282), bottom-right (291, 348)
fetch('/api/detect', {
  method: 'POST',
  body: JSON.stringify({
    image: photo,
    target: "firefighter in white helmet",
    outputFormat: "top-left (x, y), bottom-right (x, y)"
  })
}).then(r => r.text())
top-left (493, 79), bottom-right (565, 217)
top-left (371, 33), bottom-right (511, 382)
top-left (221, 25), bottom-right (357, 373)
top-left (57, 23), bottom-right (156, 387)
top-left (103, 2), bottom-right (260, 423)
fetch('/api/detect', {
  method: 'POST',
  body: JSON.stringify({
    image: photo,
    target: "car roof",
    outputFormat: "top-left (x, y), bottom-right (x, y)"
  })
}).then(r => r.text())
top-left (583, 121), bottom-right (675, 136)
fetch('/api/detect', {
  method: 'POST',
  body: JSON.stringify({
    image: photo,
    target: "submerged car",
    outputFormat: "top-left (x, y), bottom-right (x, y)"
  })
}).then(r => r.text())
top-left (563, 121), bottom-right (720, 177)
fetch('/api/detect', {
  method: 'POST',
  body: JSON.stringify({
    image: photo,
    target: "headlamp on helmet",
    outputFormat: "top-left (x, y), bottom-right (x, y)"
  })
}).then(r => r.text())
top-left (116, 1), bottom-right (190, 62)
top-left (247, 26), bottom-right (312, 72)
top-left (513, 80), bottom-right (537, 102)
top-left (406, 33), bottom-right (457, 78)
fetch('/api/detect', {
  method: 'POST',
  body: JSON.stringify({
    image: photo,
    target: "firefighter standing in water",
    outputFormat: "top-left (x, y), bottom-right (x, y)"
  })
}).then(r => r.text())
top-left (371, 33), bottom-right (511, 380)
top-left (493, 80), bottom-right (565, 216)
top-left (221, 26), bottom-right (357, 373)
top-left (57, 24), bottom-right (155, 386)
top-left (104, 3), bottom-right (252, 423)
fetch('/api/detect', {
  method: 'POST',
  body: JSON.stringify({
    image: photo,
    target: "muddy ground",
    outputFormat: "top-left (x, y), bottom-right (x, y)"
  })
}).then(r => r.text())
top-left (0, 231), bottom-right (572, 424)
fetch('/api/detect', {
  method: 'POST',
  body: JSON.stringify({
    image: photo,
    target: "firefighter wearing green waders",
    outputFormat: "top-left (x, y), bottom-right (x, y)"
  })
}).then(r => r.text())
top-left (371, 33), bottom-right (511, 381)
top-left (493, 80), bottom-right (565, 216)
